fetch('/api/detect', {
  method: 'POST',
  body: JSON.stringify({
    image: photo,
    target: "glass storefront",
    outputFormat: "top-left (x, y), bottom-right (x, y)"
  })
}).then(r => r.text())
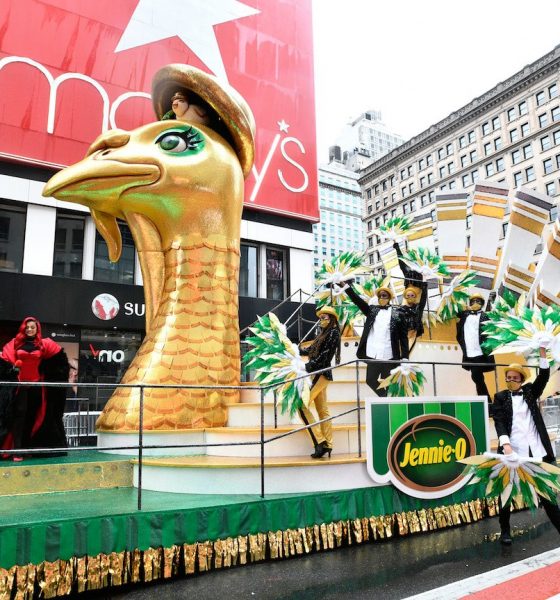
top-left (53, 211), bottom-right (85, 278)
top-left (93, 221), bottom-right (135, 284)
top-left (0, 202), bottom-right (26, 273)
top-left (239, 243), bottom-right (258, 297)
top-left (266, 247), bottom-right (287, 300)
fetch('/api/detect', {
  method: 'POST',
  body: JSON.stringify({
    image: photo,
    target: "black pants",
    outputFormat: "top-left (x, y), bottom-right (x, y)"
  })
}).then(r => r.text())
top-left (11, 387), bottom-right (37, 450)
top-left (366, 361), bottom-right (394, 397)
top-left (470, 367), bottom-right (490, 400)
top-left (499, 496), bottom-right (560, 534)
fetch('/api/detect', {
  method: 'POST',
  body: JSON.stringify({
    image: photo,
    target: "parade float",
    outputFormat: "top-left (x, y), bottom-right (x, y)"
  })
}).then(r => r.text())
top-left (0, 4), bottom-right (559, 599)
top-left (0, 61), bottom-right (555, 596)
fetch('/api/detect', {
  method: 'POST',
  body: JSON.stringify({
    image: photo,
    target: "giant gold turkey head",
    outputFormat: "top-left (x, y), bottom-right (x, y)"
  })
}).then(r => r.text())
top-left (43, 65), bottom-right (255, 431)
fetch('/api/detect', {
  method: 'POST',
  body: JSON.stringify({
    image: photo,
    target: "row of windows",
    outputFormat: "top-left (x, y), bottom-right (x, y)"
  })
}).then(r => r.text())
top-left (367, 81), bottom-right (560, 197)
top-left (0, 203), bottom-right (289, 301)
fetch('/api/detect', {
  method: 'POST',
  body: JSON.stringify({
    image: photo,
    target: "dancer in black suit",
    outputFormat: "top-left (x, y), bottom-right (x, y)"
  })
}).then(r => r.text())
top-left (456, 293), bottom-right (495, 402)
top-left (345, 284), bottom-right (408, 396)
top-left (492, 346), bottom-right (560, 544)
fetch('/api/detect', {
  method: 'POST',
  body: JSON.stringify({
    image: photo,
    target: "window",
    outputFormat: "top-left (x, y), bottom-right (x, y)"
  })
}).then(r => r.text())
top-left (509, 129), bottom-right (519, 143)
top-left (556, 153), bottom-right (560, 170)
top-left (408, 183), bottom-right (414, 193)
top-left (522, 144), bottom-right (533, 159)
top-left (407, 165), bottom-right (413, 176)
top-left (368, 237), bottom-right (373, 248)
top-left (367, 220), bottom-right (373, 231)
top-left (536, 90), bottom-right (546, 106)
top-left (466, 215), bottom-right (472, 229)
top-left (448, 162), bottom-right (455, 174)
top-left (541, 135), bottom-right (551, 151)
top-left (381, 180), bottom-right (387, 191)
top-left (460, 154), bottom-right (468, 167)
top-left (549, 83), bottom-right (558, 99)
top-left (367, 204), bottom-right (373, 214)
top-left (470, 149), bottom-right (477, 162)
top-left (374, 184), bottom-right (379, 194)
top-left (471, 169), bottom-right (479, 183)
top-left (437, 147), bottom-right (445, 160)
top-left (482, 122), bottom-right (490, 136)
top-left (494, 137), bottom-right (502, 151)
top-left (403, 203), bottom-right (409, 214)
top-left (390, 175), bottom-right (395, 186)
top-left (449, 179), bottom-right (457, 189)
top-left (400, 169), bottom-right (406, 179)
top-left (507, 107), bottom-right (516, 122)
top-left (543, 158), bottom-right (553, 174)
top-left (239, 244), bottom-right (258, 297)
top-left (554, 130), bottom-right (560, 146)
top-left (429, 191), bottom-right (435, 202)
top-left (421, 195), bottom-right (427, 207)
top-left (468, 130), bottom-right (475, 143)
top-left (496, 157), bottom-right (505, 172)
top-left (483, 142), bottom-right (492, 156)
top-left (462, 174), bottom-right (470, 187)
top-left (539, 113), bottom-right (549, 128)
top-left (552, 106), bottom-right (560, 122)
top-left (94, 221), bottom-right (135, 284)
top-left (420, 176), bottom-right (426, 188)
top-left (485, 162), bottom-right (495, 177)
top-left (525, 166), bottom-right (535, 182)
top-left (502, 223), bottom-right (508, 237)
top-left (546, 181), bottom-right (557, 196)
top-left (53, 211), bottom-right (85, 278)
top-left (492, 116), bottom-right (500, 130)
top-left (427, 172), bottom-right (434, 184)
top-left (446, 143), bottom-right (453, 155)
top-left (375, 200), bottom-right (380, 210)
top-left (513, 171), bottom-right (522, 187)
top-left (410, 199), bottom-right (416, 212)
top-left (511, 149), bottom-right (521, 164)
top-left (438, 166), bottom-right (445, 178)
top-left (519, 100), bottom-right (528, 116)
top-left (418, 158), bottom-right (425, 170)
top-left (520, 122), bottom-right (530, 137)
top-left (0, 202), bottom-right (26, 273)
top-left (266, 248), bottom-right (287, 300)
top-left (426, 155), bottom-right (433, 166)
top-left (459, 135), bottom-right (467, 148)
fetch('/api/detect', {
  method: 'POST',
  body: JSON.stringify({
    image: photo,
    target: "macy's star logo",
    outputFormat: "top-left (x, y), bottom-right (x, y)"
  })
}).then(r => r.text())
top-left (115, 0), bottom-right (260, 81)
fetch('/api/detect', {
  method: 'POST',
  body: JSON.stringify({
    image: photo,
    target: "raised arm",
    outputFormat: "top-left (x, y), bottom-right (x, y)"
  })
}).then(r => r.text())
top-left (531, 346), bottom-right (550, 399)
top-left (345, 284), bottom-right (371, 317)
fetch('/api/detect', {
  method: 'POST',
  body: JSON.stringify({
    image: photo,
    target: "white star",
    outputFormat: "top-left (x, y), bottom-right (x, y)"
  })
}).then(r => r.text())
top-left (115, 0), bottom-right (260, 81)
top-left (278, 119), bottom-right (290, 133)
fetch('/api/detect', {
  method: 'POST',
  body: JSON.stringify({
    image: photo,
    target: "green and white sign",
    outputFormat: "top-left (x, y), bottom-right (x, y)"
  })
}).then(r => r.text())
top-left (366, 396), bottom-right (489, 499)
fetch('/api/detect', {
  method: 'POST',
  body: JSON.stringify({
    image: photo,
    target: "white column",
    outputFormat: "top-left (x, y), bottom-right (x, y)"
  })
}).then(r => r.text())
top-left (22, 204), bottom-right (56, 275)
top-left (82, 216), bottom-right (97, 280)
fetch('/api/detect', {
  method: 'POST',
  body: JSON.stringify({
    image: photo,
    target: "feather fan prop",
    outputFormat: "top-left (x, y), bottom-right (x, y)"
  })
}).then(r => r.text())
top-left (436, 270), bottom-right (479, 323)
top-left (459, 452), bottom-right (560, 509)
top-left (399, 247), bottom-right (451, 281)
top-left (482, 300), bottom-right (560, 367)
top-left (377, 362), bottom-right (426, 396)
top-left (243, 313), bottom-right (310, 416)
top-left (376, 216), bottom-right (412, 242)
top-left (314, 252), bottom-right (371, 331)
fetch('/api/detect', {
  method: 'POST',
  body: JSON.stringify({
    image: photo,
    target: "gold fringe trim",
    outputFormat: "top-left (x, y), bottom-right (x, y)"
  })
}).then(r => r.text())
top-left (0, 497), bottom-right (513, 598)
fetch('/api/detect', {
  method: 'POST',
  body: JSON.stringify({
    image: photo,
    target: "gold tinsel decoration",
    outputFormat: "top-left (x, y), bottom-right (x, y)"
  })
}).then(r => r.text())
top-left (0, 498), bottom-right (516, 599)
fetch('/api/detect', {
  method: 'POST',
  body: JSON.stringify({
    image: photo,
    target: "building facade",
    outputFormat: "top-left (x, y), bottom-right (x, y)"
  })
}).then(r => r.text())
top-left (360, 45), bottom-right (560, 272)
top-left (314, 162), bottom-right (363, 269)
top-left (0, 0), bottom-right (318, 401)
top-left (330, 110), bottom-right (405, 172)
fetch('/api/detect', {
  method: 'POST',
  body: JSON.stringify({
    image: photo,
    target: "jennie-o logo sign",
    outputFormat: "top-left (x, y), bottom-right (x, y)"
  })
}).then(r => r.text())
top-left (366, 397), bottom-right (488, 499)
top-left (389, 415), bottom-right (475, 493)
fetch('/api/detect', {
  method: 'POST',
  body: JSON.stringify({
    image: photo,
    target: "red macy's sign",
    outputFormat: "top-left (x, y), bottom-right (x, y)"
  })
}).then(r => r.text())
top-left (0, 0), bottom-right (318, 221)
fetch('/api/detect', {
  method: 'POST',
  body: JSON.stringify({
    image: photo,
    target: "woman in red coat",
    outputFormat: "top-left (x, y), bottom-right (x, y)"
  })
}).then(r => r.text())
top-left (0, 317), bottom-right (69, 459)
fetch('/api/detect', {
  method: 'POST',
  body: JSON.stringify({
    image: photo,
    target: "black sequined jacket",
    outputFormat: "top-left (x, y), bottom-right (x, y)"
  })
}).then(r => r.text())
top-left (398, 282), bottom-right (428, 336)
top-left (346, 286), bottom-right (409, 361)
top-left (393, 242), bottom-right (423, 288)
top-left (492, 367), bottom-right (554, 462)
top-left (300, 327), bottom-right (340, 382)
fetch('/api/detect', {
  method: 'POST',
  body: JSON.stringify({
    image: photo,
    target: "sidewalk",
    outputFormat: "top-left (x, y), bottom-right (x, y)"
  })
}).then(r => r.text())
top-left (405, 547), bottom-right (560, 600)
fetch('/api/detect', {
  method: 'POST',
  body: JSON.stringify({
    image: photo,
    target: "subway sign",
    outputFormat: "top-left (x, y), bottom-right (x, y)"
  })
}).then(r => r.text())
top-left (366, 397), bottom-right (489, 499)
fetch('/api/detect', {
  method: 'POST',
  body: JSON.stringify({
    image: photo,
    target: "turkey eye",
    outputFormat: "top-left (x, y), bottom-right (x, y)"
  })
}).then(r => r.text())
top-left (155, 126), bottom-right (204, 155)
top-left (159, 135), bottom-right (185, 152)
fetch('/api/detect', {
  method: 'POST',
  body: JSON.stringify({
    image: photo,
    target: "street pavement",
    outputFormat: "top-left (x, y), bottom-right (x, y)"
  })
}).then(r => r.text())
top-left (85, 510), bottom-right (560, 599)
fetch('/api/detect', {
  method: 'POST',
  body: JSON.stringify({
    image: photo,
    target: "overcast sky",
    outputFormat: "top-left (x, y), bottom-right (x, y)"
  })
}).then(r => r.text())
top-left (312, 0), bottom-right (560, 162)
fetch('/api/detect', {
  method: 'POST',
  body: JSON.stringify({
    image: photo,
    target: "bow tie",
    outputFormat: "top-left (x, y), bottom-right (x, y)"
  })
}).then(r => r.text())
top-left (467, 310), bottom-right (480, 316)
top-left (377, 305), bottom-right (390, 310)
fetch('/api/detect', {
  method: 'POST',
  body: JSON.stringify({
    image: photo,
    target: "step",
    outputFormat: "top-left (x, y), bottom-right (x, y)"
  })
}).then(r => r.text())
top-left (0, 452), bottom-right (132, 496)
top-left (205, 424), bottom-right (365, 458)
top-left (227, 400), bottom-right (364, 427)
top-left (132, 453), bottom-right (375, 495)
top-left (98, 429), bottom-right (206, 457)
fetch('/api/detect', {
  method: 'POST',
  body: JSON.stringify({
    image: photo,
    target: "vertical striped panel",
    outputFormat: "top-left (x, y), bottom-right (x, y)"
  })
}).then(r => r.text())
top-left (371, 403), bottom-right (390, 474)
top-left (454, 402), bottom-right (472, 431)
top-left (389, 403), bottom-right (408, 435)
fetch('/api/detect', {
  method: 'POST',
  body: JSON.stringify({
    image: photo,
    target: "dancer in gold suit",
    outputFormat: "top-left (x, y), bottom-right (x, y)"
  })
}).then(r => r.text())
top-left (298, 307), bottom-right (341, 459)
